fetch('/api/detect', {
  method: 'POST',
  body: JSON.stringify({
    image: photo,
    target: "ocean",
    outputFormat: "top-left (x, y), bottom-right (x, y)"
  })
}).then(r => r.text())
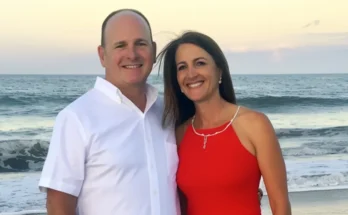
top-left (0, 73), bottom-right (347, 214)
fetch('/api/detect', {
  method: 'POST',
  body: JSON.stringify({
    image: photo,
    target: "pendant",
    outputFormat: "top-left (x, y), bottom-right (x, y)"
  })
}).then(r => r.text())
top-left (203, 136), bottom-right (208, 149)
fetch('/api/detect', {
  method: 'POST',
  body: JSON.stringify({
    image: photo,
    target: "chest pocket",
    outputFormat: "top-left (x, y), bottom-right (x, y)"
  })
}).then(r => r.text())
top-left (87, 127), bottom-right (147, 176)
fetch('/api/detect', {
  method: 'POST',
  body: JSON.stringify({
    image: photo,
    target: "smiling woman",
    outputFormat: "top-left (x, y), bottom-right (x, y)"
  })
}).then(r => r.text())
top-left (157, 31), bottom-right (291, 215)
top-left (158, 31), bottom-right (236, 128)
top-left (175, 44), bottom-right (222, 103)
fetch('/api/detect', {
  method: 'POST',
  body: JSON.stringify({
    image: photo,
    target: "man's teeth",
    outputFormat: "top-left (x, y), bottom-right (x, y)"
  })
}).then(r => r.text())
top-left (188, 82), bottom-right (203, 88)
top-left (124, 65), bottom-right (141, 69)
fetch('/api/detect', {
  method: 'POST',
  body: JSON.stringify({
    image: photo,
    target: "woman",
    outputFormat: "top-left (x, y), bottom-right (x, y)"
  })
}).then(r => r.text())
top-left (157, 31), bottom-right (291, 215)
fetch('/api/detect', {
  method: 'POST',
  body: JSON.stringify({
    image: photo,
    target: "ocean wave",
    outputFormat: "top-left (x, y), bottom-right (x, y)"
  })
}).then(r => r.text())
top-left (283, 140), bottom-right (348, 157)
top-left (0, 94), bottom-right (78, 107)
top-left (0, 210), bottom-right (46, 215)
top-left (259, 171), bottom-right (348, 195)
top-left (0, 128), bottom-right (51, 137)
top-left (237, 95), bottom-right (348, 108)
top-left (258, 159), bottom-right (348, 195)
top-left (0, 140), bottom-right (48, 173)
top-left (0, 106), bottom-right (64, 117)
top-left (276, 125), bottom-right (348, 139)
top-left (279, 126), bottom-right (348, 157)
top-left (1, 94), bottom-right (347, 109)
top-left (285, 160), bottom-right (348, 191)
top-left (0, 125), bottom-right (347, 172)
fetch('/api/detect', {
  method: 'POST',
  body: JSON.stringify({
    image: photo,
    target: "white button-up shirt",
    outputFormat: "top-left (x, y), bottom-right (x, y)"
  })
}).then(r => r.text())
top-left (39, 77), bottom-right (180, 215)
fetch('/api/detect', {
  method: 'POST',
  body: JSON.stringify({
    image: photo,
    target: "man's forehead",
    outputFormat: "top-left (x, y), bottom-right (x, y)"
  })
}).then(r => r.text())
top-left (105, 12), bottom-right (151, 40)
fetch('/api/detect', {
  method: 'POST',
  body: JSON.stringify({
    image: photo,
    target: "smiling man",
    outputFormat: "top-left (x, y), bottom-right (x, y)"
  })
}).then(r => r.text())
top-left (38, 9), bottom-right (180, 215)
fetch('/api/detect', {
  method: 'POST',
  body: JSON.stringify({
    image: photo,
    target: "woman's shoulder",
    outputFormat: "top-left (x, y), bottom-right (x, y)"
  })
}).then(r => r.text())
top-left (236, 105), bottom-right (268, 121)
top-left (235, 106), bottom-right (276, 144)
top-left (235, 105), bottom-right (273, 132)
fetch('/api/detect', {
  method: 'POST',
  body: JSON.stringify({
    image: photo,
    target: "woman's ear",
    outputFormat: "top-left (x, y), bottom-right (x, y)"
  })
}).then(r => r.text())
top-left (218, 69), bottom-right (222, 84)
top-left (152, 41), bottom-right (157, 63)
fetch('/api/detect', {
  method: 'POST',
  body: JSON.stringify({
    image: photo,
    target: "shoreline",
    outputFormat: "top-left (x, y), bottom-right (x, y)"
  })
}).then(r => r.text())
top-left (261, 188), bottom-right (348, 215)
top-left (0, 188), bottom-right (347, 215)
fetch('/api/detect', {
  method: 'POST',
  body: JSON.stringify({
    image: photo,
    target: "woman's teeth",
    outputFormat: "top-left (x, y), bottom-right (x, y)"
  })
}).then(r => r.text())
top-left (188, 81), bottom-right (203, 88)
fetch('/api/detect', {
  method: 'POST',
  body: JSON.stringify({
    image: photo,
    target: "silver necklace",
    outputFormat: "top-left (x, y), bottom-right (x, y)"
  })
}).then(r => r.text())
top-left (191, 106), bottom-right (240, 149)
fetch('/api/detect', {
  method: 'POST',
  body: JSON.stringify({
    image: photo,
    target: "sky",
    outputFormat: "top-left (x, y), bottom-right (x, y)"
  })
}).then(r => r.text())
top-left (1, 0), bottom-right (347, 74)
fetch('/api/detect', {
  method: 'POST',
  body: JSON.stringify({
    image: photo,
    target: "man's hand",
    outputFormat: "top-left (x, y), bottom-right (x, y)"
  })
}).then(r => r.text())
top-left (258, 188), bottom-right (263, 204)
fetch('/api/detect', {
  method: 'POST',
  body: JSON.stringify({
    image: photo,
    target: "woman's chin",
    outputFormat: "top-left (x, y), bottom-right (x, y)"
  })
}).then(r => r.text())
top-left (186, 94), bottom-right (208, 103)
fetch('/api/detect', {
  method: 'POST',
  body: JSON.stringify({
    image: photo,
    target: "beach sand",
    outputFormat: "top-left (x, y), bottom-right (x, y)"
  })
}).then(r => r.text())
top-left (0, 172), bottom-right (348, 214)
top-left (2, 191), bottom-right (348, 215)
top-left (261, 188), bottom-right (348, 215)
top-left (2, 188), bottom-right (348, 215)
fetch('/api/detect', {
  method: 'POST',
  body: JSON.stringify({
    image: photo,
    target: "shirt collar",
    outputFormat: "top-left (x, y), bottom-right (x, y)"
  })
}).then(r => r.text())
top-left (94, 76), bottom-right (122, 103)
top-left (93, 76), bottom-right (159, 111)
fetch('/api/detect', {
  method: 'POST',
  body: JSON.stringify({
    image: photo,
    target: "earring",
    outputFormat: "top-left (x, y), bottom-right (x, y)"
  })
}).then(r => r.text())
top-left (219, 76), bottom-right (222, 84)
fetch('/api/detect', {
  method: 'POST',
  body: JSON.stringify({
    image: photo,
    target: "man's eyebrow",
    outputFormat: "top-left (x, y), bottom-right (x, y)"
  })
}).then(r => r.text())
top-left (135, 38), bottom-right (150, 43)
top-left (113, 38), bottom-right (149, 47)
top-left (113, 41), bottom-right (126, 47)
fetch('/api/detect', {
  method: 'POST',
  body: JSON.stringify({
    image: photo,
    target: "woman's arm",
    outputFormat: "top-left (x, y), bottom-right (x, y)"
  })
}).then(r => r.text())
top-left (248, 112), bottom-right (291, 215)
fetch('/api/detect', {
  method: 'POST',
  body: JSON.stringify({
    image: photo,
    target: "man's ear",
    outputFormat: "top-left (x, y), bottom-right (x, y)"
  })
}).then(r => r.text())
top-left (97, 45), bottom-right (106, 68)
top-left (152, 41), bottom-right (157, 63)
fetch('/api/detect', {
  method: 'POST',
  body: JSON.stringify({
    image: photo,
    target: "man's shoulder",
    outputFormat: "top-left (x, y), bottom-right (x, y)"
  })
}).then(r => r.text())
top-left (56, 89), bottom-right (100, 121)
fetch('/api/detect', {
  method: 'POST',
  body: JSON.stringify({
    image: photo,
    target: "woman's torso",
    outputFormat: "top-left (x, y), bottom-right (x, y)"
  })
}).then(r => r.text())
top-left (176, 111), bottom-right (262, 215)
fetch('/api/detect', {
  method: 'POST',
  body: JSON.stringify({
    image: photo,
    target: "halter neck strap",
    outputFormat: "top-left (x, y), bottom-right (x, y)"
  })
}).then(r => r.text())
top-left (230, 105), bottom-right (241, 123)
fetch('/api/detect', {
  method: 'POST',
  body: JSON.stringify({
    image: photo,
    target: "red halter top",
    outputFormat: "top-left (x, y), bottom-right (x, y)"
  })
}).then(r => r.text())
top-left (176, 106), bottom-right (262, 215)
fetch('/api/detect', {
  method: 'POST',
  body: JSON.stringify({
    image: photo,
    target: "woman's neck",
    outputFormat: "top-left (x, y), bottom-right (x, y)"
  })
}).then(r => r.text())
top-left (193, 95), bottom-right (229, 129)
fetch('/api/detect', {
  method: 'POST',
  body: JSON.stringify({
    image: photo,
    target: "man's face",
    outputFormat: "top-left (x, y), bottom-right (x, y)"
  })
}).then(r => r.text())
top-left (98, 12), bottom-right (156, 88)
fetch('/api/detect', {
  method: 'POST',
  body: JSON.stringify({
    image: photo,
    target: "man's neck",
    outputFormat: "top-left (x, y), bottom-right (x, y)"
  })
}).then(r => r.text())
top-left (120, 85), bottom-right (147, 112)
top-left (105, 76), bottom-right (148, 112)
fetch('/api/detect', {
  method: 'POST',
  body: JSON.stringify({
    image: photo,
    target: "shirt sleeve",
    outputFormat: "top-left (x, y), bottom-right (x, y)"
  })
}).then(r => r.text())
top-left (38, 108), bottom-right (87, 197)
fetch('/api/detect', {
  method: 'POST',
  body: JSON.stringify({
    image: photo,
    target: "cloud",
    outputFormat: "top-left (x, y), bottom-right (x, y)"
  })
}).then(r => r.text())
top-left (303, 20), bottom-right (320, 28)
top-left (305, 32), bottom-right (348, 40)
top-left (224, 44), bottom-right (348, 74)
top-left (0, 51), bottom-right (103, 75)
top-left (221, 30), bottom-right (348, 54)
top-left (1, 44), bottom-right (347, 75)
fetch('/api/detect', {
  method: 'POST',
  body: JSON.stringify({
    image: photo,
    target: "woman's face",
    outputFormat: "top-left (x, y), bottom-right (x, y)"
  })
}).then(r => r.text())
top-left (175, 43), bottom-right (221, 103)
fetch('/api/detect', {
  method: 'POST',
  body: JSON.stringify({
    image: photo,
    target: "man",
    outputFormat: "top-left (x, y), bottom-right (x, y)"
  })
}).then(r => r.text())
top-left (39, 9), bottom-right (263, 215)
top-left (39, 9), bottom-right (179, 215)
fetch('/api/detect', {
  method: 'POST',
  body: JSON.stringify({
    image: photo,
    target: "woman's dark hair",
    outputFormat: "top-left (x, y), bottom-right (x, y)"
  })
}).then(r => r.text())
top-left (157, 31), bottom-right (237, 128)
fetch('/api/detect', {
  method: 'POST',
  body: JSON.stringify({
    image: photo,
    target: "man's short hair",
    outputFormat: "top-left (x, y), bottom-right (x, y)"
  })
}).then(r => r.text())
top-left (100, 9), bottom-right (153, 47)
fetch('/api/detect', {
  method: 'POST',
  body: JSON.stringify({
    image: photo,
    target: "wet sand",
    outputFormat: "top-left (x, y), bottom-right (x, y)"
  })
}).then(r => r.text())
top-left (261, 188), bottom-right (348, 215)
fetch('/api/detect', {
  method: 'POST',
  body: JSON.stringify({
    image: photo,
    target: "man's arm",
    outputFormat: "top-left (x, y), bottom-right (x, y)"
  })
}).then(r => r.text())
top-left (46, 189), bottom-right (77, 215)
top-left (38, 108), bottom-right (87, 215)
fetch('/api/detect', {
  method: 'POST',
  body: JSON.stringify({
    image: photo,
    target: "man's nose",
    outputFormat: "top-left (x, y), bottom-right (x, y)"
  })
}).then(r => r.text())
top-left (126, 46), bottom-right (138, 60)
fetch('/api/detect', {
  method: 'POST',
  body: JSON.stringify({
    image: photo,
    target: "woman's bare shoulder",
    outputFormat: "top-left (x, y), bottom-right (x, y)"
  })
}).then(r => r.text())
top-left (234, 106), bottom-right (274, 137)
top-left (236, 106), bottom-right (270, 125)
